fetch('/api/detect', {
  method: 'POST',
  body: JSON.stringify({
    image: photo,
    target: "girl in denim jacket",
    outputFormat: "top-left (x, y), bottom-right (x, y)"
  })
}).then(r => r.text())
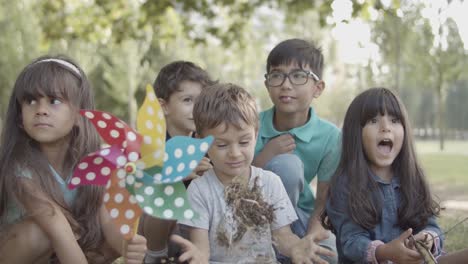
top-left (322, 87), bottom-right (443, 264)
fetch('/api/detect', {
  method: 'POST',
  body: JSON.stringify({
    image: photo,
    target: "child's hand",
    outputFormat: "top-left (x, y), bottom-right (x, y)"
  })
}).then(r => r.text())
top-left (377, 228), bottom-right (422, 264)
top-left (290, 232), bottom-right (335, 264)
top-left (170, 234), bottom-right (208, 264)
top-left (124, 234), bottom-right (147, 264)
top-left (185, 157), bottom-right (212, 180)
top-left (411, 231), bottom-right (434, 251)
top-left (264, 134), bottom-right (295, 156)
top-left (306, 226), bottom-right (330, 243)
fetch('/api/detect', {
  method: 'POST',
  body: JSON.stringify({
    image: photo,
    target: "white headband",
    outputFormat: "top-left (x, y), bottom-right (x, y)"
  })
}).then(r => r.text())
top-left (35, 58), bottom-right (81, 76)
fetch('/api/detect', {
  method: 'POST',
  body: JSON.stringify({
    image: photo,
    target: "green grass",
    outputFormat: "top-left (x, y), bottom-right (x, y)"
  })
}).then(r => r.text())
top-left (438, 213), bottom-right (468, 252)
top-left (416, 140), bottom-right (468, 253)
top-left (420, 153), bottom-right (468, 187)
top-left (416, 140), bottom-right (468, 190)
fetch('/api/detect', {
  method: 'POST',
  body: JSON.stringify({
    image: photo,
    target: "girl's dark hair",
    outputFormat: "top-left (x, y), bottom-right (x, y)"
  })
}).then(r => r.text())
top-left (0, 55), bottom-right (104, 256)
top-left (322, 87), bottom-right (439, 231)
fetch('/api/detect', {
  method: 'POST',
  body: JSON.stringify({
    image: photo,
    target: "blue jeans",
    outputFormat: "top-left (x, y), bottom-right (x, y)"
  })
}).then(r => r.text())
top-left (265, 154), bottom-right (337, 264)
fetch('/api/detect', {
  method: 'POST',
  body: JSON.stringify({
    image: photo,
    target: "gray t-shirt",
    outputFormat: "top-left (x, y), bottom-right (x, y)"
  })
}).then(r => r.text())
top-left (179, 166), bottom-right (297, 264)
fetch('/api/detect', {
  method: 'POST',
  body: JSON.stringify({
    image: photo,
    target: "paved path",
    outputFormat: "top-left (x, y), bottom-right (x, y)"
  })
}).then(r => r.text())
top-left (442, 200), bottom-right (468, 211)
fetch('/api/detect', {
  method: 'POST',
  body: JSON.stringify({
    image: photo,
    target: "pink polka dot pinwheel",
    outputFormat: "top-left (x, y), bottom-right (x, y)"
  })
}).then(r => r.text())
top-left (68, 85), bottom-right (213, 239)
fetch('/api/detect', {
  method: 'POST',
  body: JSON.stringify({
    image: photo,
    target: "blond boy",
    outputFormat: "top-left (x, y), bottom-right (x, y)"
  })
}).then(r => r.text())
top-left (179, 83), bottom-right (334, 263)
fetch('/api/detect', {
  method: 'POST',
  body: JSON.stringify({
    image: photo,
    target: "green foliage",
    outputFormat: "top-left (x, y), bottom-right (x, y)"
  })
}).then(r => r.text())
top-left (368, 0), bottom-right (468, 149)
top-left (89, 39), bottom-right (152, 126)
top-left (0, 0), bottom-right (41, 116)
top-left (39, 0), bottom-right (143, 44)
top-left (446, 81), bottom-right (468, 130)
top-left (0, 0), bottom-right (465, 136)
top-left (398, 88), bottom-right (436, 130)
top-left (36, 0), bottom-right (401, 46)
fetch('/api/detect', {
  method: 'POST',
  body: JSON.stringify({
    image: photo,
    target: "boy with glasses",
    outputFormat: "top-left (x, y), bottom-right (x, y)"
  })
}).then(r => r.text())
top-left (253, 38), bottom-right (341, 263)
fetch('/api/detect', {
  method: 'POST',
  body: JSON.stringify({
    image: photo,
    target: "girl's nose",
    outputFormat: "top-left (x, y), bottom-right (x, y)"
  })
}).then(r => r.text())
top-left (35, 101), bottom-right (49, 116)
top-left (381, 119), bottom-right (391, 132)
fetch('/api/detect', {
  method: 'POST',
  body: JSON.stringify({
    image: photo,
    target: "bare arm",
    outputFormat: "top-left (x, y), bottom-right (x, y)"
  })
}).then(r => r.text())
top-left (252, 134), bottom-right (295, 168)
top-left (273, 225), bottom-right (334, 264)
top-left (171, 234), bottom-right (209, 264)
top-left (272, 225), bottom-right (301, 258)
top-left (188, 227), bottom-right (210, 261)
top-left (307, 181), bottom-right (329, 237)
top-left (21, 180), bottom-right (87, 264)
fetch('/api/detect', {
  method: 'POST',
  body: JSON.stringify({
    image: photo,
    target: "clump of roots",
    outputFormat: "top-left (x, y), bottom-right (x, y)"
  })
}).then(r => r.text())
top-left (216, 175), bottom-right (276, 247)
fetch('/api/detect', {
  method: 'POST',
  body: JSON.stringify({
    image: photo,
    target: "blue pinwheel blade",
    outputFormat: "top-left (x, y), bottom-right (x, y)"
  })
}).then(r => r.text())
top-left (157, 136), bottom-right (213, 183)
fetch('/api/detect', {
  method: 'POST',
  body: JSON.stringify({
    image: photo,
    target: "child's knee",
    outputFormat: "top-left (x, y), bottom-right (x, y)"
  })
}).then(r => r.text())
top-left (265, 153), bottom-right (304, 188)
top-left (87, 240), bottom-right (120, 264)
top-left (0, 219), bottom-right (52, 262)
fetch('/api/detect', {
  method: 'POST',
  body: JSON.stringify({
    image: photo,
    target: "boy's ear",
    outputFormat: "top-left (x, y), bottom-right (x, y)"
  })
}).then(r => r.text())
top-left (313, 80), bottom-right (325, 98)
top-left (158, 98), bottom-right (169, 115)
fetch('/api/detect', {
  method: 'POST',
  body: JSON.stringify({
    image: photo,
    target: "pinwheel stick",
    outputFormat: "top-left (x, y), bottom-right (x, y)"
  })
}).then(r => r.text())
top-left (121, 218), bottom-right (140, 264)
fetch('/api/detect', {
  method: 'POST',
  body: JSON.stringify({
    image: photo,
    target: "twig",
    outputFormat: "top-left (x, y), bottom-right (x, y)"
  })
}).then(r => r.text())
top-left (427, 216), bottom-right (468, 242)
top-left (410, 235), bottom-right (437, 264)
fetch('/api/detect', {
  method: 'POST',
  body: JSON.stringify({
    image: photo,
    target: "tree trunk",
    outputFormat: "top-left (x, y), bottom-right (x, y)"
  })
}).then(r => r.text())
top-left (436, 72), bottom-right (445, 151)
top-left (436, 9), bottom-right (445, 151)
top-left (437, 90), bottom-right (445, 151)
top-left (393, 15), bottom-right (401, 94)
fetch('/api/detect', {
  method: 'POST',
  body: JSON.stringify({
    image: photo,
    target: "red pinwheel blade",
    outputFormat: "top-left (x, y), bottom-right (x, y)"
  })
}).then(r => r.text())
top-left (80, 110), bottom-right (143, 159)
top-left (69, 145), bottom-right (127, 189)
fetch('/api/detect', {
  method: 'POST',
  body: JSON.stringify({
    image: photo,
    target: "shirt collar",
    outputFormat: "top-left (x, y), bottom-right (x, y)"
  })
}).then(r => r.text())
top-left (48, 164), bottom-right (71, 184)
top-left (369, 169), bottom-right (400, 188)
top-left (260, 107), bottom-right (318, 142)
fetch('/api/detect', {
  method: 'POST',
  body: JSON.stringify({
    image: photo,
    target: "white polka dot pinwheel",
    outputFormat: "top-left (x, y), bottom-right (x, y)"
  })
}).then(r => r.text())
top-left (68, 84), bottom-right (213, 239)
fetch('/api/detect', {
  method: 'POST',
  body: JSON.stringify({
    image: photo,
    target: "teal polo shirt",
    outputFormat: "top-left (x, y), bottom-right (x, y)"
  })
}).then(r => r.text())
top-left (255, 107), bottom-right (341, 215)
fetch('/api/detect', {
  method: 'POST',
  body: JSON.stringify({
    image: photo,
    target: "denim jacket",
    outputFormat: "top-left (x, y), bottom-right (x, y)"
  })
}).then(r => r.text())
top-left (326, 172), bottom-right (443, 263)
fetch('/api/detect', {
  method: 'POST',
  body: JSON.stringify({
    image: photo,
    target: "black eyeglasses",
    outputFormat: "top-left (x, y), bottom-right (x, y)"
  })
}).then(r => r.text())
top-left (264, 69), bottom-right (320, 87)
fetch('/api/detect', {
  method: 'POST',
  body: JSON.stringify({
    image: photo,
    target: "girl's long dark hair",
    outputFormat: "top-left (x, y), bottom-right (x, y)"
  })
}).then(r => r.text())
top-left (0, 55), bottom-right (105, 255)
top-left (322, 87), bottom-right (439, 231)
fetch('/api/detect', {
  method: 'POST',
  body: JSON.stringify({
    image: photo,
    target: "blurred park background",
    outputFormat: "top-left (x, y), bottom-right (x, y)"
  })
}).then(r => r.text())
top-left (1, 0), bottom-right (467, 253)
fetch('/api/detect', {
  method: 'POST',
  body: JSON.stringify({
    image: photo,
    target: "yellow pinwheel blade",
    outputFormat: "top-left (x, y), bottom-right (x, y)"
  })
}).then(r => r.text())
top-left (137, 84), bottom-right (166, 169)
